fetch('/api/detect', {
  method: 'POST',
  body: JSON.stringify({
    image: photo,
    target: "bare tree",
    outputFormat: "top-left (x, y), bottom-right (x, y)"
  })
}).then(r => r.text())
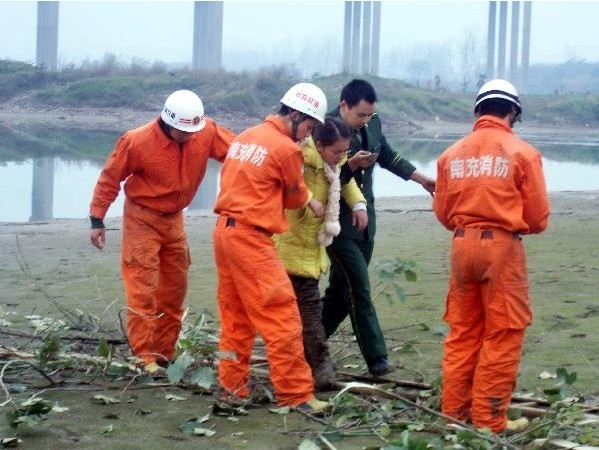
top-left (382, 42), bottom-right (452, 88)
top-left (456, 28), bottom-right (485, 92)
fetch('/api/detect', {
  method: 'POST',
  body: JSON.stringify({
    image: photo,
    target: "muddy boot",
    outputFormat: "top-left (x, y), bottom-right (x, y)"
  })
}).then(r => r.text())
top-left (290, 276), bottom-right (337, 391)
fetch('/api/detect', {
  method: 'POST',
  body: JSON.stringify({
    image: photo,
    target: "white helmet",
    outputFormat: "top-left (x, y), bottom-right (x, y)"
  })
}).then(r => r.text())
top-left (280, 82), bottom-right (327, 124)
top-left (475, 78), bottom-right (521, 113)
top-left (161, 90), bottom-right (206, 132)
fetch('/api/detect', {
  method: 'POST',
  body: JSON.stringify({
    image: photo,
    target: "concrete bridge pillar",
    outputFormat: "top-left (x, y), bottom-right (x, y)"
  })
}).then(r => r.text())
top-left (192, 1), bottom-right (224, 71)
top-left (486, 1), bottom-right (531, 90)
top-left (36, 1), bottom-right (59, 71)
top-left (342, 1), bottom-right (381, 75)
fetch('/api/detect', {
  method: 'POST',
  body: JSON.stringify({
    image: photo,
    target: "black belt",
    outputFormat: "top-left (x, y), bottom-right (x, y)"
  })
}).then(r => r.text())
top-left (454, 229), bottom-right (520, 239)
top-left (225, 217), bottom-right (270, 235)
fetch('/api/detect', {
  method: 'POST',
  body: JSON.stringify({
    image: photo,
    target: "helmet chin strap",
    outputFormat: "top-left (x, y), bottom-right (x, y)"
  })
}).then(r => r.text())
top-left (290, 114), bottom-right (302, 142)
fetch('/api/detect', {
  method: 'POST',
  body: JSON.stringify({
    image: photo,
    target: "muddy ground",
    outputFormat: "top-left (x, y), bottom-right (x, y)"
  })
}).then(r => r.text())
top-left (1, 190), bottom-right (599, 449)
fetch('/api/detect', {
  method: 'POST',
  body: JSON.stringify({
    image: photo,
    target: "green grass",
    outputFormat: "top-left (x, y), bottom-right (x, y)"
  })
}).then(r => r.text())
top-left (3, 58), bottom-right (599, 127)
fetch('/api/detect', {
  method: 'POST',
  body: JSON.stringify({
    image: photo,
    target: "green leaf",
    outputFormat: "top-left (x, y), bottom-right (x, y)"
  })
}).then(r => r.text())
top-left (180, 418), bottom-right (199, 434)
top-left (384, 292), bottom-right (393, 305)
top-left (166, 363), bottom-right (185, 383)
top-left (20, 398), bottom-right (52, 415)
top-left (107, 362), bottom-right (130, 377)
top-left (166, 352), bottom-right (194, 383)
top-left (97, 337), bottom-right (112, 358)
top-left (298, 439), bottom-right (321, 450)
top-left (7, 384), bottom-right (27, 393)
top-left (322, 429), bottom-right (343, 442)
top-left (190, 366), bottom-right (214, 390)
top-left (377, 270), bottom-right (394, 281)
top-left (7, 414), bottom-right (43, 429)
top-left (407, 422), bottom-right (425, 431)
top-left (37, 334), bottom-right (61, 366)
top-left (404, 270), bottom-right (418, 282)
top-left (556, 367), bottom-right (577, 385)
top-left (394, 285), bottom-right (407, 303)
top-left (543, 387), bottom-right (561, 397)
top-left (378, 423), bottom-right (392, 437)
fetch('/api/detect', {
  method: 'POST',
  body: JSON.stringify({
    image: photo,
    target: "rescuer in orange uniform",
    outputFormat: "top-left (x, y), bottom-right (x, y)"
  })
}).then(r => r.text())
top-left (89, 90), bottom-right (234, 373)
top-left (213, 83), bottom-right (330, 414)
top-left (433, 79), bottom-right (550, 433)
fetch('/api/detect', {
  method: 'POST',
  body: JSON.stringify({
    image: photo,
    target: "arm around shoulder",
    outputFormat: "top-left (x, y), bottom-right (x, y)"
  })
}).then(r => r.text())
top-left (208, 119), bottom-right (236, 162)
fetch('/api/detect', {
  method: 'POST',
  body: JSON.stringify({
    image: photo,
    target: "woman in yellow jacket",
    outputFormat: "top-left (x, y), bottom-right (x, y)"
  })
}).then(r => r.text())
top-left (275, 117), bottom-right (366, 390)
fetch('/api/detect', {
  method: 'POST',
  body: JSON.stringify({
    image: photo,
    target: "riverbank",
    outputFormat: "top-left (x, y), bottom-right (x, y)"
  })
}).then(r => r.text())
top-left (1, 190), bottom-right (599, 448)
top-left (2, 190), bottom-right (598, 390)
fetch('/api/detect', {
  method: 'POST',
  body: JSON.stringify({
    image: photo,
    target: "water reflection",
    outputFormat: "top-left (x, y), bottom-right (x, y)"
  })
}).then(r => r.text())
top-left (1, 133), bottom-right (599, 222)
top-left (0, 158), bottom-right (222, 222)
top-left (30, 157), bottom-right (54, 221)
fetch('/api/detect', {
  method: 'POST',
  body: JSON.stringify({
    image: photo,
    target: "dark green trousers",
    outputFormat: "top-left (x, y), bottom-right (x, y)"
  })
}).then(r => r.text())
top-left (322, 236), bottom-right (388, 363)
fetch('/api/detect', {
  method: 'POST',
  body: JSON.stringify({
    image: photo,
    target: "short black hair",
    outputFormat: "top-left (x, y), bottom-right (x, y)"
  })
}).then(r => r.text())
top-left (312, 117), bottom-right (350, 147)
top-left (278, 103), bottom-right (311, 122)
top-left (476, 98), bottom-right (518, 118)
top-left (340, 79), bottom-right (377, 108)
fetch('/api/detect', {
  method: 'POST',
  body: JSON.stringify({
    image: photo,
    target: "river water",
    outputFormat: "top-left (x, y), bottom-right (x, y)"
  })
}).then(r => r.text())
top-left (1, 128), bottom-right (599, 223)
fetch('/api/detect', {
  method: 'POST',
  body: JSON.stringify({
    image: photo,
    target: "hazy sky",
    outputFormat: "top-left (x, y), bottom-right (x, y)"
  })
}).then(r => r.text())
top-left (1, 1), bottom-right (598, 70)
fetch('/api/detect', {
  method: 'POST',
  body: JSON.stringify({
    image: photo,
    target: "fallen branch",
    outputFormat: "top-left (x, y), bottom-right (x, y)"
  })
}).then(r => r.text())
top-left (0, 360), bottom-right (56, 406)
top-left (337, 370), bottom-right (431, 389)
top-left (530, 438), bottom-right (599, 450)
top-left (332, 381), bottom-right (521, 450)
top-left (0, 327), bottom-right (126, 345)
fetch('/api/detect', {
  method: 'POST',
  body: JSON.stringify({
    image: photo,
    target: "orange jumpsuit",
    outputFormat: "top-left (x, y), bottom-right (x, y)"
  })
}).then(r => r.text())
top-left (90, 117), bottom-right (234, 364)
top-left (433, 115), bottom-right (550, 432)
top-left (213, 115), bottom-right (315, 406)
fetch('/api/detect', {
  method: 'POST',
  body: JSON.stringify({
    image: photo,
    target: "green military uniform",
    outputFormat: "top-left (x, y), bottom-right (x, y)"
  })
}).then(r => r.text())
top-left (322, 107), bottom-right (417, 366)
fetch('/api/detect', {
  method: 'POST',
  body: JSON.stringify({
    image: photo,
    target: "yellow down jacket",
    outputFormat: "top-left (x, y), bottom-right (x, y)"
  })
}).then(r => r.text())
top-left (274, 137), bottom-right (366, 279)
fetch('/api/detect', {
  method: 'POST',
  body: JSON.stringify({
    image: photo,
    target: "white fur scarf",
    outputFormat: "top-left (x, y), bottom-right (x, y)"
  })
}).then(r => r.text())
top-left (317, 162), bottom-right (341, 247)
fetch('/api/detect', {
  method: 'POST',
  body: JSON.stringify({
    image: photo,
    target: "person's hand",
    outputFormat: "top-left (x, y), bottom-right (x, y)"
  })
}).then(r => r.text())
top-left (308, 198), bottom-right (324, 218)
top-left (347, 150), bottom-right (378, 171)
top-left (420, 177), bottom-right (435, 196)
top-left (410, 171), bottom-right (436, 197)
top-left (352, 209), bottom-right (368, 231)
top-left (90, 228), bottom-right (106, 250)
